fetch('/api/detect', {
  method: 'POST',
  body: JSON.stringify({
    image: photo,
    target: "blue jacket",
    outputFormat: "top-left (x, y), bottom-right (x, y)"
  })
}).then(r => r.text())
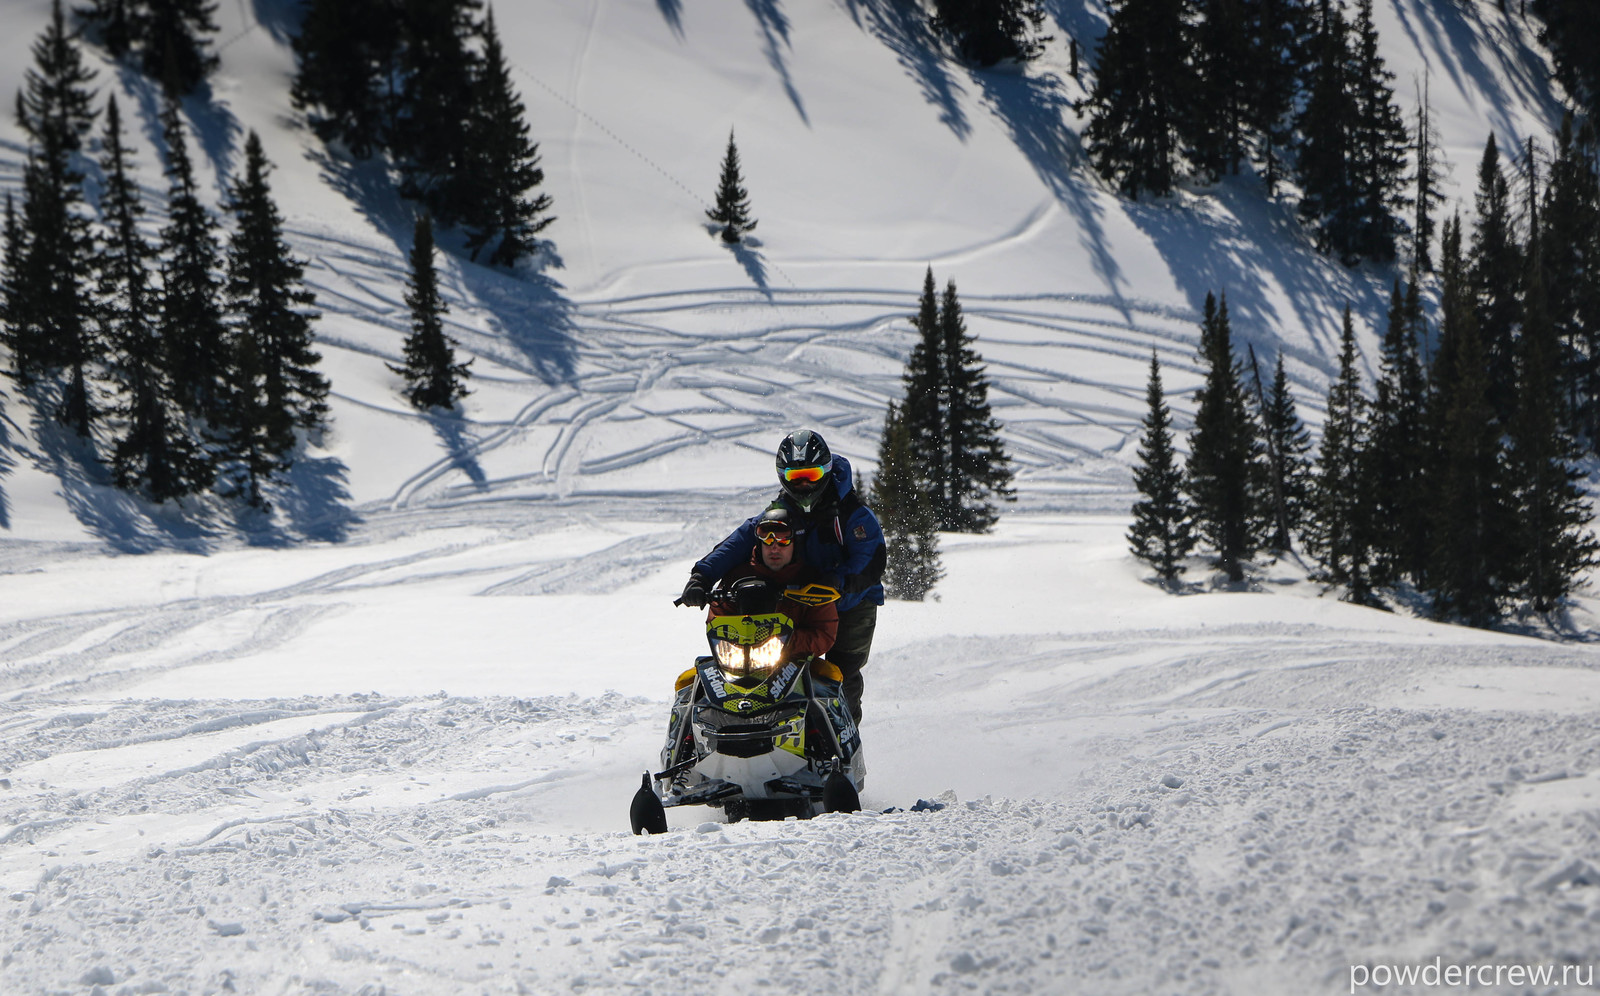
top-left (694, 455), bottom-right (886, 612)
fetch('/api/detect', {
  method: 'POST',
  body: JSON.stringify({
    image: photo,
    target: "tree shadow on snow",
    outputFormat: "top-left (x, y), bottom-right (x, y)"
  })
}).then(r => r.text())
top-left (23, 385), bottom-right (221, 553)
top-left (428, 413), bottom-right (490, 493)
top-left (275, 449), bottom-right (361, 543)
top-left (841, 0), bottom-right (970, 139)
top-left (249, 0), bottom-right (306, 45)
top-left (308, 148), bottom-right (580, 388)
top-left (656, 0), bottom-right (685, 40)
top-left (744, 0), bottom-right (808, 126)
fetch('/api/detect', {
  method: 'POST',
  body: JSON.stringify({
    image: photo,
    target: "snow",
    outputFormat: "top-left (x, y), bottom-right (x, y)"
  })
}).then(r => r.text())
top-left (3, 0), bottom-right (1600, 993)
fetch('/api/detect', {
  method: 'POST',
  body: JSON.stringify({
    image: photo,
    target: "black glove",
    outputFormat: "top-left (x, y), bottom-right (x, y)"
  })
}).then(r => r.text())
top-left (678, 573), bottom-right (708, 608)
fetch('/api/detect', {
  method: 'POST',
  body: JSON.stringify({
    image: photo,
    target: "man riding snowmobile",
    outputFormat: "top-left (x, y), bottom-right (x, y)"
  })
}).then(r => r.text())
top-left (679, 429), bottom-right (885, 723)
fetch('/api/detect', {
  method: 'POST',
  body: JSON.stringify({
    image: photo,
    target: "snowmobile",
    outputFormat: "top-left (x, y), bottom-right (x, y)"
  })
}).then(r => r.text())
top-left (630, 576), bottom-right (864, 834)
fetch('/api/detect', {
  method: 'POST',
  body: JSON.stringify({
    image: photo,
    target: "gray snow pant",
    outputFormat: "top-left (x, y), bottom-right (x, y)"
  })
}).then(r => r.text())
top-left (830, 601), bottom-right (878, 723)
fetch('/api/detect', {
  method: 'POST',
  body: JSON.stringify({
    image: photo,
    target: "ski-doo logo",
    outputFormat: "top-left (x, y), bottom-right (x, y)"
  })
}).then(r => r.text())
top-left (701, 665), bottom-right (727, 700)
top-left (770, 661), bottom-right (801, 697)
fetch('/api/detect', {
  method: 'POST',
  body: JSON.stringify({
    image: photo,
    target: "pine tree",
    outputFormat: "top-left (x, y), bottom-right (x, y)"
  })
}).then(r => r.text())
top-left (1307, 305), bottom-right (1375, 601)
top-left (870, 401), bottom-right (943, 601)
top-left (12, 0), bottom-right (100, 433)
top-left (1365, 275), bottom-right (1429, 585)
top-left (1506, 166), bottom-right (1599, 613)
top-left (1412, 74), bottom-right (1448, 273)
top-left (140, 0), bottom-right (220, 95)
top-left (157, 94), bottom-right (229, 434)
top-left (96, 95), bottom-right (207, 499)
top-left (289, 0), bottom-right (401, 159)
top-left (0, 195), bottom-right (22, 375)
top-left (1190, 0), bottom-right (1251, 182)
top-left (1083, 0), bottom-right (1193, 200)
top-left (1430, 215), bottom-right (1510, 624)
top-left (1185, 292), bottom-right (1263, 582)
top-left (1530, 0), bottom-right (1600, 121)
top-left (930, 0), bottom-right (1048, 67)
top-left (462, 7), bottom-right (554, 267)
top-left (1242, 0), bottom-right (1310, 193)
top-left (706, 130), bottom-right (757, 244)
top-left (1294, 0), bottom-right (1358, 259)
top-left (1129, 351), bottom-right (1195, 585)
top-left (902, 267), bottom-right (947, 508)
top-left (1251, 347), bottom-right (1312, 554)
top-left (390, 213), bottom-right (471, 411)
top-left (939, 278), bottom-right (1013, 532)
top-left (221, 131), bottom-right (329, 508)
top-left (1541, 115), bottom-right (1600, 445)
top-left (1468, 133), bottom-right (1522, 427)
top-left (392, 0), bottom-right (484, 224)
top-left (75, 0), bottom-right (136, 58)
top-left (1345, 0), bottom-right (1409, 263)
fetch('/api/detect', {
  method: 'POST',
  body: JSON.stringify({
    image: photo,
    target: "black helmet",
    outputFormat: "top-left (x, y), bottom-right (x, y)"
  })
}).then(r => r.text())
top-left (756, 506), bottom-right (794, 538)
top-left (775, 429), bottom-right (832, 511)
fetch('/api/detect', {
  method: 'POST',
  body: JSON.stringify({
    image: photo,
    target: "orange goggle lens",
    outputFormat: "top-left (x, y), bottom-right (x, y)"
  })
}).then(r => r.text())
top-left (756, 529), bottom-right (793, 546)
top-left (782, 465), bottom-right (827, 484)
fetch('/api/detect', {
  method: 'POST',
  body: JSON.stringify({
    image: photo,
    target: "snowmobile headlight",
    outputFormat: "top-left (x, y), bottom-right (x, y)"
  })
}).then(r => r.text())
top-left (713, 636), bottom-right (785, 679)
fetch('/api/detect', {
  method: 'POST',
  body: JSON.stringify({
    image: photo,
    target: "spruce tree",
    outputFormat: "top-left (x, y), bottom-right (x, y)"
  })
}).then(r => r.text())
top-left (156, 94), bottom-right (229, 435)
top-left (706, 130), bottom-right (757, 244)
top-left (392, 0), bottom-right (484, 224)
top-left (1365, 276), bottom-right (1429, 585)
top-left (0, 195), bottom-right (22, 375)
top-left (96, 95), bottom-right (207, 499)
top-left (870, 401), bottom-right (943, 601)
top-left (1243, 0), bottom-right (1310, 194)
top-left (462, 7), bottom-right (554, 267)
top-left (1307, 305), bottom-right (1375, 601)
top-left (1541, 115), bottom-right (1600, 445)
top-left (1083, 0), bottom-right (1193, 200)
top-left (222, 131), bottom-right (329, 508)
top-left (1468, 133), bottom-right (1522, 427)
top-left (1506, 172), bottom-right (1599, 613)
top-left (902, 267), bottom-right (947, 511)
top-left (390, 213), bottom-right (471, 412)
top-left (137, 0), bottom-right (219, 95)
top-left (1251, 347), bottom-right (1312, 554)
top-left (1345, 0), bottom-right (1409, 263)
top-left (930, 0), bottom-right (1048, 67)
top-left (1412, 74), bottom-right (1448, 273)
top-left (12, 0), bottom-right (100, 433)
top-left (289, 0), bottom-right (401, 159)
top-left (1185, 292), bottom-right (1263, 582)
top-left (1129, 351), bottom-right (1195, 585)
top-left (1430, 216), bottom-right (1509, 624)
top-left (939, 278), bottom-right (1013, 532)
top-left (1190, 0), bottom-right (1251, 182)
top-left (1294, 0), bottom-right (1357, 260)
top-left (75, 0), bottom-right (136, 59)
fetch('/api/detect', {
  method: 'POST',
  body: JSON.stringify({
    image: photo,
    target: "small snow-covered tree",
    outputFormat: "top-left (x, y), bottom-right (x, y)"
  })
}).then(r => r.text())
top-left (706, 130), bottom-right (757, 243)
top-left (1129, 351), bottom-right (1195, 586)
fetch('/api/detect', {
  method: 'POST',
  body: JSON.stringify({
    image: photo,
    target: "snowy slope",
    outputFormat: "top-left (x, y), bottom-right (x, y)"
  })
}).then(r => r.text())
top-left (4, 1), bottom-right (1600, 994)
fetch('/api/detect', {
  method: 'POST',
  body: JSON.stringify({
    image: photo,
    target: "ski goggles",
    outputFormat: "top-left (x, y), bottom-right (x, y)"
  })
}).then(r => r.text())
top-left (755, 527), bottom-right (793, 547)
top-left (781, 465), bottom-right (828, 484)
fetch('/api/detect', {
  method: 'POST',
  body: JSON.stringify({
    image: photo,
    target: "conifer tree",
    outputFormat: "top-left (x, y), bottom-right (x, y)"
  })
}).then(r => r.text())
top-left (289, 0), bottom-right (401, 159)
top-left (930, 0), bottom-right (1048, 67)
top-left (1307, 305), bottom-right (1375, 601)
top-left (390, 213), bottom-right (471, 412)
top-left (870, 401), bottom-right (943, 601)
top-left (392, 0), bottom-right (484, 223)
top-left (1243, 0), bottom-right (1310, 193)
top-left (1430, 216), bottom-right (1509, 624)
top-left (902, 266), bottom-right (946, 497)
top-left (156, 94), bottom-right (229, 435)
top-left (12, 0), bottom-right (100, 434)
top-left (1468, 133), bottom-right (1522, 426)
top-left (75, 0), bottom-right (136, 59)
top-left (1541, 115), bottom-right (1600, 445)
top-left (462, 7), bottom-right (554, 267)
top-left (1365, 276), bottom-right (1429, 585)
top-left (1506, 169), bottom-right (1598, 613)
top-left (1129, 351), bottom-right (1195, 585)
top-left (1412, 75), bottom-right (1447, 273)
top-left (1345, 0), bottom-right (1409, 263)
top-left (139, 0), bottom-right (219, 95)
top-left (0, 195), bottom-right (21, 373)
top-left (1251, 347), bottom-right (1312, 555)
top-left (939, 278), bottom-right (1013, 532)
top-left (1185, 292), bottom-right (1262, 582)
top-left (1294, 0), bottom-right (1357, 259)
top-left (1190, 0), bottom-right (1251, 182)
top-left (1083, 0), bottom-right (1192, 200)
top-left (96, 95), bottom-right (207, 499)
top-left (221, 131), bottom-right (329, 508)
top-left (706, 130), bottom-right (757, 244)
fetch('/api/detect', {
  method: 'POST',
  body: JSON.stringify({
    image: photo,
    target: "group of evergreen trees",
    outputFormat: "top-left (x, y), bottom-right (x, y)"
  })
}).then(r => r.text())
top-left (929, 0), bottom-right (1049, 67)
top-left (1130, 126), bottom-right (1600, 622)
top-left (870, 269), bottom-right (1015, 600)
top-left (291, 0), bottom-right (553, 267)
top-left (1084, 0), bottom-right (1412, 266)
top-left (0, 2), bottom-right (326, 508)
top-left (76, 0), bottom-right (219, 96)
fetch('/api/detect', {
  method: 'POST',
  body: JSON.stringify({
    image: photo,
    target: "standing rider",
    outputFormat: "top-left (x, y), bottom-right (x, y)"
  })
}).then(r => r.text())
top-left (681, 429), bottom-right (885, 723)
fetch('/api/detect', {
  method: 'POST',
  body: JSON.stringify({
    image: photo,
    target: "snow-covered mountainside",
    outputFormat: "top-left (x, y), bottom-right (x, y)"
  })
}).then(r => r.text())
top-left (4, 1), bottom-right (1600, 993)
